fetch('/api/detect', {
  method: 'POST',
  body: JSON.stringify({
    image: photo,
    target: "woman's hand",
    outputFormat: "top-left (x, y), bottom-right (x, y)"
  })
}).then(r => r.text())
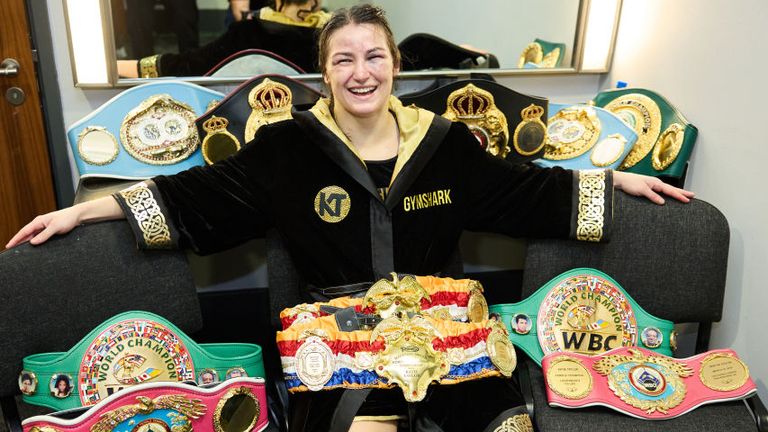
top-left (5, 197), bottom-right (124, 249)
top-left (613, 171), bottom-right (694, 205)
top-left (6, 207), bottom-right (82, 249)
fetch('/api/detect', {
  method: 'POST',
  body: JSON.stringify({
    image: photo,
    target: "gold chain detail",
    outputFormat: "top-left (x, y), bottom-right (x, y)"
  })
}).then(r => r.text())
top-left (493, 413), bottom-right (534, 432)
top-left (576, 170), bottom-right (606, 242)
top-left (119, 183), bottom-right (172, 249)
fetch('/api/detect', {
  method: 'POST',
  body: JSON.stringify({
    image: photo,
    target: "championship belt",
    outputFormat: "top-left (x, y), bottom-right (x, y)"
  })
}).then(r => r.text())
top-left (195, 74), bottom-right (322, 164)
top-left (204, 48), bottom-right (306, 77)
top-left (277, 313), bottom-right (516, 402)
top-left (22, 377), bottom-right (268, 432)
top-left (400, 79), bottom-right (548, 164)
top-left (534, 103), bottom-right (637, 171)
top-left (280, 274), bottom-right (489, 329)
top-left (488, 268), bottom-right (676, 365)
top-left (543, 347), bottom-right (757, 419)
top-left (20, 311), bottom-right (264, 411)
top-left (592, 88), bottom-right (698, 182)
top-left (67, 81), bottom-right (223, 180)
top-left (518, 39), bottom-right (566, 69)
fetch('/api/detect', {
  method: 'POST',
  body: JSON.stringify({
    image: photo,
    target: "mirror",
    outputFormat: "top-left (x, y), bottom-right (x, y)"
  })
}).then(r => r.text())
top-left (66, 0), bottom-right (622, 86)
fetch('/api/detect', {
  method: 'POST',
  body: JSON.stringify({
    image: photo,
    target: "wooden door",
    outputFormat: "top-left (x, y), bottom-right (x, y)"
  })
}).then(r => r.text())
top-left (0, 0), bottom-right (57, 246)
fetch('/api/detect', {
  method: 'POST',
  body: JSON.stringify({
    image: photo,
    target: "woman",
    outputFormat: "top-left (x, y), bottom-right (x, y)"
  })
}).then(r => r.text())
top-left (53, 376), bottom-right (71, 398)
top-left (117, 0), bottom-right (328, 77)
top-left (9, 5), bottom-right (692, 431)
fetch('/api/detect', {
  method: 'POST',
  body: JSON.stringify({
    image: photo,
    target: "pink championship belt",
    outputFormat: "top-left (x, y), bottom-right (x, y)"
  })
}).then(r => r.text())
top-left (543, 347), bottom-right (756, 419)
top-left (22, 377), bottom-right (268, 432)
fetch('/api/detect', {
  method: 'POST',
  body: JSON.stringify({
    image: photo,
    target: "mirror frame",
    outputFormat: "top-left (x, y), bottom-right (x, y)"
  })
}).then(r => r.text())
top-left (63, 0), bottom-right (622, 88)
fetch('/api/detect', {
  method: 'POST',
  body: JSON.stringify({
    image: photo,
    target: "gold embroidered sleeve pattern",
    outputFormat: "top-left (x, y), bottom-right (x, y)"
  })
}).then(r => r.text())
top-left (117, 182), bottom-right (173, 249)
top-left (576, 170), bottom-right (607, 242)
top-left (139, 54), bottom-right (160, 78)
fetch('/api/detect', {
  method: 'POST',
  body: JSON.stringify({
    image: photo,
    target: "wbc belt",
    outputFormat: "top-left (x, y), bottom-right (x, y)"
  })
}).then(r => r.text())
top-left (277, 313), bottom-right (516, 402)
top-left (22, 377), bottom-right (268, 432)
top-left (543, 347), bottom-right (756, 419)
top-left (280, 275), bottom-right (489, 329)
top-left (488, 268), bottom-right (675, 365)
top-left (20, 311), bottom-right (264, 411)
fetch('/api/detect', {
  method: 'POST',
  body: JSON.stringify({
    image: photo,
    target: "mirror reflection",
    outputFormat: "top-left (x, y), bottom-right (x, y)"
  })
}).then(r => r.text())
top-left (109, 0), bottom-right (581, 79)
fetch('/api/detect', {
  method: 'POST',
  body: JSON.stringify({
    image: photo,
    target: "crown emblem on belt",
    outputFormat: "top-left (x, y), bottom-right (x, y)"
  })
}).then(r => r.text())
top-left (249, 78), bottom-right (292, 113)
top-left (446, 83), bottom-right (492, 119)
top-left (202, 115), bottom-right (229, 132)
top-left (443, 84), bottom-right (510, 158)
top-left (245, 78), bottom-right (295, 142)
top-left (521, 104), bottom-right (544, 120)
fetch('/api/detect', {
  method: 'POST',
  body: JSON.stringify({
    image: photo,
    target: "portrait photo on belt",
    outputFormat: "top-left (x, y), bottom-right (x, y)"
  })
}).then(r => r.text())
top-left (7, 3), bottom-right (695, 432)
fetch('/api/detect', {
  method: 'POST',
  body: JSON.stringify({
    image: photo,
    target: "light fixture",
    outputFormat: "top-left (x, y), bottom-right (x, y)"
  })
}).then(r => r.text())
top-left (62, 0), bottom-right (115, 87)
top-left (578, 0), bottom-right (623, 72)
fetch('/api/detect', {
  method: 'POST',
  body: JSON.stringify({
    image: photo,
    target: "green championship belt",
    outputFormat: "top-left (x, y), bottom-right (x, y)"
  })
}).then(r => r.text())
top-left (592, 88), bottom-right (697, 181)
top-left (518, 38), bottom-right (566, 68)
top-left (489, 268), bottom-right (675, 366)
top-left (20, 311), bottom-right (264, 411)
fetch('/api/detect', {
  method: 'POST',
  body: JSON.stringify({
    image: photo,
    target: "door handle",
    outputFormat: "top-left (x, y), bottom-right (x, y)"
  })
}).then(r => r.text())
top-left (0, 58), bottom-right (20, 77)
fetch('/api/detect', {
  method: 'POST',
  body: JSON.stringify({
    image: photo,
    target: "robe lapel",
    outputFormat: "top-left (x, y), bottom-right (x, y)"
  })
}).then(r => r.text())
top-left (293, 110), bottom-right (381, 201)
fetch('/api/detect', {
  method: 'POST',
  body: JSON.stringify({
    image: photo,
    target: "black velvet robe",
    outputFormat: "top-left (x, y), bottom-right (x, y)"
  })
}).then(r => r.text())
top-left (114, 97), bottom-right (613, 291)
top-left (151, 7), bottom-right (324, 76)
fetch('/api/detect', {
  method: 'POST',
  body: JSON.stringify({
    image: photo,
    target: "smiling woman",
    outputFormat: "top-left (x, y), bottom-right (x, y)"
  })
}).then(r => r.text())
top-left (9, 4), bottom-right (692, 432)
top-left (319, 7), bottom-right (400, 162)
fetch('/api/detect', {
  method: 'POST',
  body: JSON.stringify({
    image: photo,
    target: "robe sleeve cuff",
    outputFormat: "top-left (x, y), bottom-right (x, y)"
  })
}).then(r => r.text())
top-left (569, 169), bottom-right (613, 242)
top-left (138, 54), bottom-right (161, 78)
top-left (112, 180), bottom-right (179, 249)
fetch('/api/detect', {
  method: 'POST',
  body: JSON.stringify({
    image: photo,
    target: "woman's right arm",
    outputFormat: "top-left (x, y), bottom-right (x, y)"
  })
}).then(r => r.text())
top-left (5, 196), bottom-right (124, 249)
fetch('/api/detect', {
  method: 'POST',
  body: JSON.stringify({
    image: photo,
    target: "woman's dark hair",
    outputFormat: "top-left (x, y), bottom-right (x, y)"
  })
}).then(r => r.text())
top-left (55, 376), bottom-right (71, 393)
top-left (317, 4), bottom-right (401, 74)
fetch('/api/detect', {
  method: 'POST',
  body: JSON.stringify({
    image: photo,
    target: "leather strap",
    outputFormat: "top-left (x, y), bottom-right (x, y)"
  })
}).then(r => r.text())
top-left (328, 389), bottom-right (372, 432)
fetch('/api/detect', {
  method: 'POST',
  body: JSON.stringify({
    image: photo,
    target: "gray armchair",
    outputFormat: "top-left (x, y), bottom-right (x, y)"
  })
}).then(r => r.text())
top-left (0, 221), bottom-right (202, 432)
top-left (519, 191), bottom-right (767, 431)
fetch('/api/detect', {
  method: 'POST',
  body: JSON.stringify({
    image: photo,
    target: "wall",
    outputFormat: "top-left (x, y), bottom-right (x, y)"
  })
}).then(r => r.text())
top-left (377, 0), bottom-right (580, 69)
top-left (607, 0), bottom-right (768, 400)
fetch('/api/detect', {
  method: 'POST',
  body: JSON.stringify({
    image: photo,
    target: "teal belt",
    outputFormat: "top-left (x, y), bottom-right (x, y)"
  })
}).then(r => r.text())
top-left (20, 311), bottom-right (264, 411)
top-left (489, 268), bottom-right (675, 365)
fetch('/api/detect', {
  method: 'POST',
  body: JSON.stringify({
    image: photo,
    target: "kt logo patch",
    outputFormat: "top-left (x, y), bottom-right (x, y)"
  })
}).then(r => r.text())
top-left (314, 186), bottom-right (351, 223)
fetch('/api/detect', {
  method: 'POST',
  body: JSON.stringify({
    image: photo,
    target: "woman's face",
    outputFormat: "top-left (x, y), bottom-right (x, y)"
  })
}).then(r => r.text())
top-left (323, 23), bottom-right (398, 120)
top-left (57, 380), bottom-right (67, 392)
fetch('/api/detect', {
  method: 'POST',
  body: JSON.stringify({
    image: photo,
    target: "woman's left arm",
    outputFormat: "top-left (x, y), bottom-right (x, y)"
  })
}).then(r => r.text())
top-left (613, 171), bottom-right (695, 205)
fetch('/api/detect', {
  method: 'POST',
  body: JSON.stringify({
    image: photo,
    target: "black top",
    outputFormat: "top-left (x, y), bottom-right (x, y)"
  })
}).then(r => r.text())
top-left (366, 156), bottom-right (397, 200)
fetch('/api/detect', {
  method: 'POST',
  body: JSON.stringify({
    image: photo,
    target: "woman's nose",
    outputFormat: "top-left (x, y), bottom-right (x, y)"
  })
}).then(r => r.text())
top-left (352, 60), bottom-right (369, 81)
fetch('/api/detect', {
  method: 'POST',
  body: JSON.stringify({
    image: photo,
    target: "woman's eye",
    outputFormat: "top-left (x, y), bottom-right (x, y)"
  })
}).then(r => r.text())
top-left (335, 58), bottom-right (352, 65)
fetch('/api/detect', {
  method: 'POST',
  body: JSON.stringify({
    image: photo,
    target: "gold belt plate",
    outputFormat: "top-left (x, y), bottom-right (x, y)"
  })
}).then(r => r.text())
top-left (371, 315), bottom-right (449, 402)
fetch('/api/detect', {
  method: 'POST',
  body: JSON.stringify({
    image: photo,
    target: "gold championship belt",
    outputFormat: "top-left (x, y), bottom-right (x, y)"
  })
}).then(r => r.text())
top-left (276, 275), bottom-right (515, 402)
top-left (280, 274), bottom-right (488, 329)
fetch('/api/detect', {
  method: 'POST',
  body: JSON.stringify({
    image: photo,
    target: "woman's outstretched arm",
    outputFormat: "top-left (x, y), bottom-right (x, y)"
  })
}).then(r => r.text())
top-left (6, 196), bottom-right (123, 249)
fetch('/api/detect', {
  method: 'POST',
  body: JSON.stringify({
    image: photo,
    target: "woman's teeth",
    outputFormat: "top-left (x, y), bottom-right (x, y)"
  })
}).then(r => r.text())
top-left (349, 86), bottom-right (376, 95)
